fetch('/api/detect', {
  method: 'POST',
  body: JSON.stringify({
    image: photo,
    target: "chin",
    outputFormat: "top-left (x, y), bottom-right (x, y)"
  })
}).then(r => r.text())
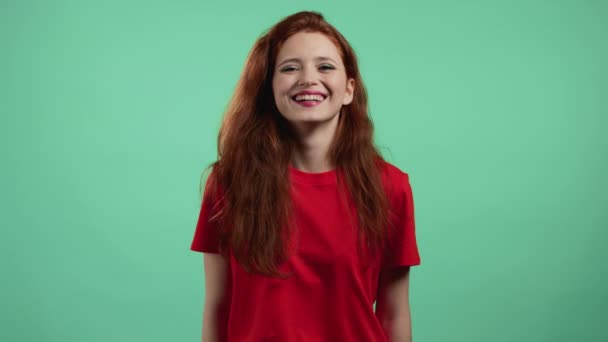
top-left (289, 111), bottom-right (339, 124)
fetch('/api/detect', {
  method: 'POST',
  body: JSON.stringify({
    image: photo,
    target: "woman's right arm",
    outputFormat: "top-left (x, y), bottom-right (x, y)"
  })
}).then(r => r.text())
top-left (202, 252), bottom-right (230, 342)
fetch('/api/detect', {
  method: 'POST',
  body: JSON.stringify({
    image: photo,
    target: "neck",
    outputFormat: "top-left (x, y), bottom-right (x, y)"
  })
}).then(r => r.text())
top-left (289, 113), bottom-right (340, 173)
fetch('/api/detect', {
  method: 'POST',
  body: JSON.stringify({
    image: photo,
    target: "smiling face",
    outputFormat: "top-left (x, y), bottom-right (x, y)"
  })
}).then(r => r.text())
top-left (272, 31), bottom-right (355, 127)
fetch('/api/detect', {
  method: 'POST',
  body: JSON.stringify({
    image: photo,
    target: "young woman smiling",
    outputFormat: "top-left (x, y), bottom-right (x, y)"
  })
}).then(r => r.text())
top-left (191, 11), bottom-right (421, 342)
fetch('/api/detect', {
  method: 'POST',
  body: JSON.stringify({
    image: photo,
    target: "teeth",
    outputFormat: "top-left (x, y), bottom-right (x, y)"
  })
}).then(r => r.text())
top-left (294, 94), bottom-right (325, 102)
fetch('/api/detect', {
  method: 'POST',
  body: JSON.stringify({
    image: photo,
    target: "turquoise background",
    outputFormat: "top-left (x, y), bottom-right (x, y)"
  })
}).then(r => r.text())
top-left (3, 0), bottom-right (607, 341)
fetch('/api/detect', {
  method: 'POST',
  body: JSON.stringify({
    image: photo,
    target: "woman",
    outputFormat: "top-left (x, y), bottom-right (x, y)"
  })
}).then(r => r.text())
top-left (191, 10), bottom-right (421, 342)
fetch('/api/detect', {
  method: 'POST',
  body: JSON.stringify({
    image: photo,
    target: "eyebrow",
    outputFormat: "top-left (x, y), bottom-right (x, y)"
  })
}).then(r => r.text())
top-left (277, 56), bottom-right (337, 67)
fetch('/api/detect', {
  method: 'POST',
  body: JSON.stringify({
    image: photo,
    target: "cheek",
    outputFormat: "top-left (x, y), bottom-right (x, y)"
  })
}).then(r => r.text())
top-left (328, 81), bottom-right (346, 98)
top-left (272, 77), bottom-right (289, 95)
top-left (271, 77), bottom-right (282, 95)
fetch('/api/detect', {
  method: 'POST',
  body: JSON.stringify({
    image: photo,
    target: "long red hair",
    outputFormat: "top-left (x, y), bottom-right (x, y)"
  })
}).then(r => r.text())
top-left (200, 11), bottom-right (391, 278)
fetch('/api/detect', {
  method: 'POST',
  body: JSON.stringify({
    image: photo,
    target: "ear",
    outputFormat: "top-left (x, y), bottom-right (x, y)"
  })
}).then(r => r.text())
top-left (342, 78), bottom-right (355, 105)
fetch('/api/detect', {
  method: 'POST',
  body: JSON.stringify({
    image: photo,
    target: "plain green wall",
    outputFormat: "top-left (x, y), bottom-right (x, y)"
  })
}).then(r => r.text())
top-left (2, 0), bottom-right (607, 341)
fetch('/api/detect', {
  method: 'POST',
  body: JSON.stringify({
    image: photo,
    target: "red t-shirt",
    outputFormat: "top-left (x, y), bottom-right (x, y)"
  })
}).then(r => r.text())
top-left (190, 160), bottom-right (421, 341)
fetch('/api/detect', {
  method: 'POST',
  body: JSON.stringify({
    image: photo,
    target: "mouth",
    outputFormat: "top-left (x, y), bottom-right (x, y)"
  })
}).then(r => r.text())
top-left (291, 93), bottom-right (327, 108)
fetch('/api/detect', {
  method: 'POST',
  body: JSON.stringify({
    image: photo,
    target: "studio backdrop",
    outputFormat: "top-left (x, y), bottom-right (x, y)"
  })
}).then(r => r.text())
top-left (2, 0), bottom-right (606, 341)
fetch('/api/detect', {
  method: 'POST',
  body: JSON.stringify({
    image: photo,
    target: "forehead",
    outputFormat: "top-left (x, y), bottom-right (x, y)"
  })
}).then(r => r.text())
top-left (276, 32), bottom-right (342, 62)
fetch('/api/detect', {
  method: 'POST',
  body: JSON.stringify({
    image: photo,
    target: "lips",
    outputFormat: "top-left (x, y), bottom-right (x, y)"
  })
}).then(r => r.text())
top-left (291, 90), bottom-right (327, 100)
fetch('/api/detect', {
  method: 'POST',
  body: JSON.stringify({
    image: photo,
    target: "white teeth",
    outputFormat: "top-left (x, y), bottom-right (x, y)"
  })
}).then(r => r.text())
top-left (294, 94), bottom-right (325, 102)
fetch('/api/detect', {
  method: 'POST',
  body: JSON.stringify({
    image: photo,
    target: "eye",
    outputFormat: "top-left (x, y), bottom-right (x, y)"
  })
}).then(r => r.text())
top-left (319, 64), bottom-right (335, 71)
top-left (280, 65), bottom-right (299, 72)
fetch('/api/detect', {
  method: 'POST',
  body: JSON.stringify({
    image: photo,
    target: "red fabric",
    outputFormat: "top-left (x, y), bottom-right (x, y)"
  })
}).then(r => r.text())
top-left (190, 160), bottom-right (421, 341)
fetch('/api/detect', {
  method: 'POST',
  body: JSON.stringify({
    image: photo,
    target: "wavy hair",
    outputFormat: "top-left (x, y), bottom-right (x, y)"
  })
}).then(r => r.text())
top-left (200, 11), bottom-right (391, 278)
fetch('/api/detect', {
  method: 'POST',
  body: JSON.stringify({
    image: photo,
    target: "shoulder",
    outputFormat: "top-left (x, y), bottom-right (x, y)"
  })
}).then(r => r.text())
top-left (202, 165), bottom-right (226, 207)
top-left (378, 159), bottom-right (410, 181)
top-left (377, 159), bottom-right (411, 200)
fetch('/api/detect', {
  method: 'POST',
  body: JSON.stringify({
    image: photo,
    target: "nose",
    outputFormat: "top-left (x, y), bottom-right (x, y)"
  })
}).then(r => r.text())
top-left (298, 65), bottom-right (319, 86)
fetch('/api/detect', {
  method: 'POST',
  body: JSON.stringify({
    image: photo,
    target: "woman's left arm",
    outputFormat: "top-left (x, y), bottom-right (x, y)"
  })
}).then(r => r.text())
top-left (375, 266), bottom-right (413, 342)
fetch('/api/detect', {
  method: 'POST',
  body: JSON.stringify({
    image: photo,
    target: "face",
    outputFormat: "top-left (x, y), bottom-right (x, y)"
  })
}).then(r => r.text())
top-left (272, 31), bottom-right (355, 127)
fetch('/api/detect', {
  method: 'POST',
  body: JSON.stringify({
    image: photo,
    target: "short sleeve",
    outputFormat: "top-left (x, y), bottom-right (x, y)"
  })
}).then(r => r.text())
top-left (190, 172), bottom-right (224, 253)
top-left (382, 172), bottom-right (421, 269)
